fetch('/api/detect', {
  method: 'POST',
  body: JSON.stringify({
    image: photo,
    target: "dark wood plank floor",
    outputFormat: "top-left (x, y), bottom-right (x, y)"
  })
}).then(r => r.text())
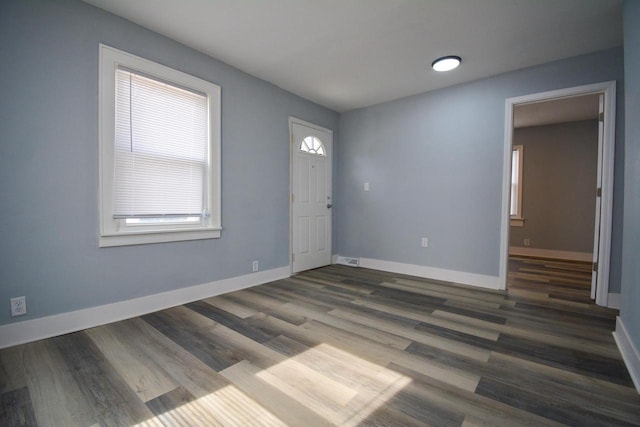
top-left (1, 263), bottom-right (639, 426)
top-left (508, 255), bottom-right (594, 304)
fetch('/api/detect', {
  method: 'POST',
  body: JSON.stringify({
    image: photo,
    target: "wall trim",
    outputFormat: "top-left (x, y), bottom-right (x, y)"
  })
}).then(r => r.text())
top-left (0, 266), bottom-right (290, 350)
top-left (358, 257), bottom-right (501, 290)
top-left (509, 246), bottom-right (593, 262)
top-left (613, 317), bottom-right (640, 393)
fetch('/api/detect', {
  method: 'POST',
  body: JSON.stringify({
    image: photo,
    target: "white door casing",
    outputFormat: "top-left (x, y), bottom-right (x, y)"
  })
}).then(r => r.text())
top-left (501, 81), bottom-right (616, 307)
top-left (591, 94), bottom-right (605, 299)
top-left (290, 119), bottom-right (333, 273)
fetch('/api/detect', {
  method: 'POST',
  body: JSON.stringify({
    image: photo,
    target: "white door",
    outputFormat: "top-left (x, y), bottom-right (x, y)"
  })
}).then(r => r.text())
top-left (291, 120), bottom-right (332, 273)
top-left (591, 94), bottom-right (605, 299)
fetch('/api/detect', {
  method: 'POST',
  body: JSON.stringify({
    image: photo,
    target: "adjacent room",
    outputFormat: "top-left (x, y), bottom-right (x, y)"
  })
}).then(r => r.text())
top-left (1, 0), bottom-right (640, 425)
top-left (508, 95), bottom-right (601, 304)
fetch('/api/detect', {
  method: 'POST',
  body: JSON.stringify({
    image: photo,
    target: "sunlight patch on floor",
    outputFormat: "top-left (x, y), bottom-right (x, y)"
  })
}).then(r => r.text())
top-left (135, 343), bottom-right (412, 426)
top-left (255, 343), bottom-right (412, 425)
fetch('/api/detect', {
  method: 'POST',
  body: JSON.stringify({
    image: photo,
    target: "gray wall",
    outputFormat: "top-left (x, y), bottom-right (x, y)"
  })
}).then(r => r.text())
top-left (0, 0), bottom-right (338, 326)
top-left (337, 47), bottom-right (624, 291)
top-left (620, 0), bottom-right (640, 363)
top-left (509, 121), bottom-right (598, 253)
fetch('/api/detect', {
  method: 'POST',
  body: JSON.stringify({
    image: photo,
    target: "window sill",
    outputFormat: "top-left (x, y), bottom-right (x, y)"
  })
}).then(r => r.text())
top-left (99, 228), bottom-right (221, 247)
top-left (510, 218), bottom-right (525, 227)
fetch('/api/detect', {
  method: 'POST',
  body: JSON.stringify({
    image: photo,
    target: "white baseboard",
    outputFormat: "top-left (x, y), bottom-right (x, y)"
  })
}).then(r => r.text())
top-left (608, 293), bottom-right (621, 309)
top-left (0, 266), bottom-right (290, 350)
top-left (509, 247), bottom-right (592, 262)
top-left (358, 257), bottom-right (502, 290)
top-left (613, 316), bottom-right (640, 393)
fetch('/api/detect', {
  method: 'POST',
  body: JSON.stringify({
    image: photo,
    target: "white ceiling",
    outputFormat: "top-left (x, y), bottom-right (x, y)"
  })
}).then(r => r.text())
top-left (514, 94), bottom-right (601, 128)
top-left (83, 0), bottom-right (623, 112)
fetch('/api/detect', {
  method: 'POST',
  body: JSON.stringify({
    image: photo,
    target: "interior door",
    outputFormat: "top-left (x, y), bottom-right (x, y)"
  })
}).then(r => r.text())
top-left (591, 94), bottom-right (605, 299)
top-left (291, 120), bottom-right (332, 273)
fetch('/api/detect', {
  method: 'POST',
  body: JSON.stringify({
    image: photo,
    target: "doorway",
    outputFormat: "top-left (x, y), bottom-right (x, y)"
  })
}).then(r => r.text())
top-left (289, 118), bottom-right (333, 274)
top-left (500, 81), bottom-right (616, 307)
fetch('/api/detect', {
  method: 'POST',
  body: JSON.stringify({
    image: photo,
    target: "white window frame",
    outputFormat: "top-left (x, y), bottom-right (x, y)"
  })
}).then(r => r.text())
top-left (510, 144), bottom-right (524, 226)
top-left (99, 44), bottom-right (221, 247)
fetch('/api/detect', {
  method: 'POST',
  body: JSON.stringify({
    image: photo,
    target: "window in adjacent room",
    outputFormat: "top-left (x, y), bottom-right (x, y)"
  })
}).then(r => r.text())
top-left (510, 144), bottom-right (524, 226)
top-left (99, 45), bottom-right (221, 247)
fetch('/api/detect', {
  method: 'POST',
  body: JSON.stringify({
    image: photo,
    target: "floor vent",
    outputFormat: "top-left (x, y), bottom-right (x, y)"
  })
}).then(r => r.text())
top-left (336, 256), bottom-right (360, 267)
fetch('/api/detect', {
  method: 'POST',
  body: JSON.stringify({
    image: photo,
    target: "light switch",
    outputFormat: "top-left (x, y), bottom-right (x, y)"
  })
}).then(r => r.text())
top-left (364, 182), bottom-right (370, 192)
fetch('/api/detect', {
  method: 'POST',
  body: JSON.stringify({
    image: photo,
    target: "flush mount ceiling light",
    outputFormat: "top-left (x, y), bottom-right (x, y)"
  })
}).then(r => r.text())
top-left (431, 55), bottom-right (461, 72)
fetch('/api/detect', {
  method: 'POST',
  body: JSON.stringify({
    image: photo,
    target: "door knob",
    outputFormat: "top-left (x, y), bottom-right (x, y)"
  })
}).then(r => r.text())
top-left (327, 203), bottom-right (333, 209)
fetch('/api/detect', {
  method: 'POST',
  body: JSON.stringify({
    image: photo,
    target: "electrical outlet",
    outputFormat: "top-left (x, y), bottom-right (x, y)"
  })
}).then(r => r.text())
top-left (10, 296), bottom-right (26, 317)
top-left (421, 237), bottom-right (429, 248)
top-left (252, 260), bottom-right (259, 272)
top-left (524, 238), bottom-right (530, 247)
top-left (364, 182), bottom-right (370, 192)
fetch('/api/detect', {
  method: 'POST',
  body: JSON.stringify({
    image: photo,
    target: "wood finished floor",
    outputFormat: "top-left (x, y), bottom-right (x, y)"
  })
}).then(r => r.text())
top-left (2, 262), bottom-right (639, 426)
top-left (508, 256), bottom-right (594, 304)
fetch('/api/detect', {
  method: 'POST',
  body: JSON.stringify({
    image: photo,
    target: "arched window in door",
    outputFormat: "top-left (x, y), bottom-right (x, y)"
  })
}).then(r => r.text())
top-left (300, 136), bottom-right (326, 156)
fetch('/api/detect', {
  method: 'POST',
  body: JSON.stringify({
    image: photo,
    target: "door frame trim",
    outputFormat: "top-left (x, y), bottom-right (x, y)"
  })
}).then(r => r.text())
top-left (499, 81), bottom-right (616, 306)
top-left (289, 117), bottom-right (334, 275)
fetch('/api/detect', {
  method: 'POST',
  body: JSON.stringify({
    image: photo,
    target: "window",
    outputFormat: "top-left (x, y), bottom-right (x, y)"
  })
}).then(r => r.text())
top-left (300, 136), bottom-right (326, 156)
top-left (510, 145), bottom-right (524, 226)
top-left (99, 45), bottom-right (221, 247)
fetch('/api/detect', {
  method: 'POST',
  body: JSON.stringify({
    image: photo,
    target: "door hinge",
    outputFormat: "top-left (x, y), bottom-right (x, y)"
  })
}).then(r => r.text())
top-left (597, 187), bottom-right (602, 197)
top-left (593, 262), bottom-right (598, 272)
top-left (599, 112), bottom-right (604, 122)
top-left (290, 133), bottom-right (294, 145)
top-left (291, 193), bottom-right (295, 202)
top-left (292, 253), bottom-right (295, 262)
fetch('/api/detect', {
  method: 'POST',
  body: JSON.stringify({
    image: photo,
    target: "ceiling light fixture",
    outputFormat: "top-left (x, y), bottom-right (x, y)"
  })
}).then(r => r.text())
top-left (431, 55), bottom-right (461, 72)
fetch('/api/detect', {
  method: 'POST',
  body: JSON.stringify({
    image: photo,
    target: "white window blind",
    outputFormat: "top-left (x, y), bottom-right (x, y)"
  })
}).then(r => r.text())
top-left (510, 145), bottom-right (523, 217)
top-left (510, 149), bottom-right (518, 215)
top-left (114, 68), bottom-right (208, 219)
